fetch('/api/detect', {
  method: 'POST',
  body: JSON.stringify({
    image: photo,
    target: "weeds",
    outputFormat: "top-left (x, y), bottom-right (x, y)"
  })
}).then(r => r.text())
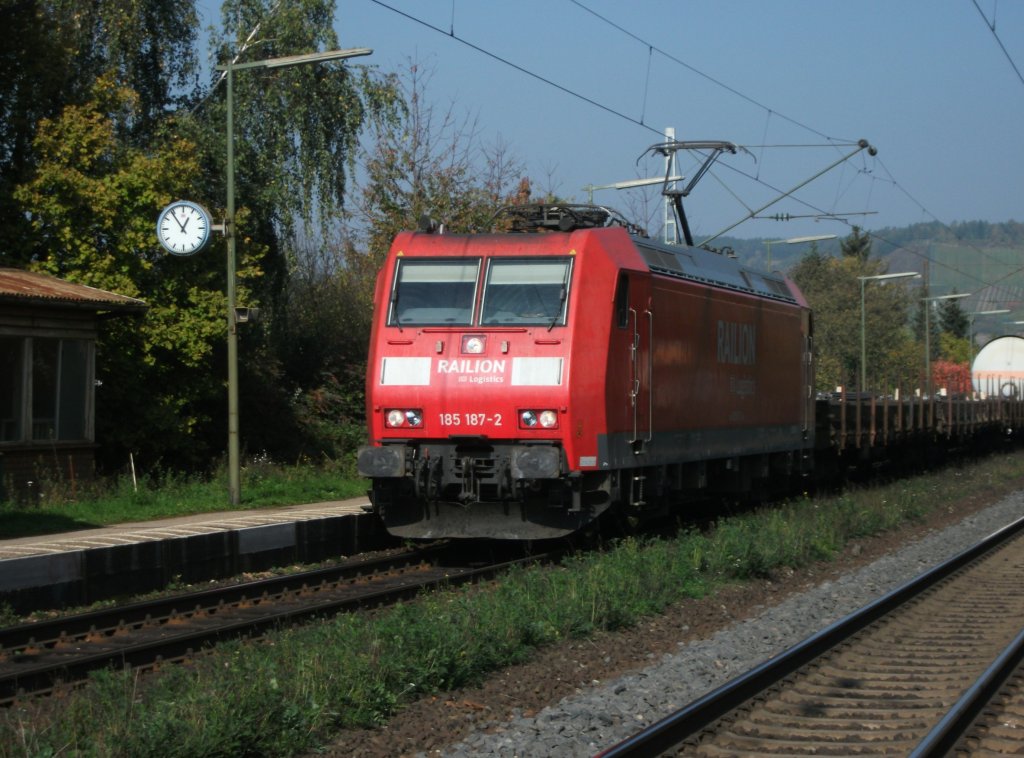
top-left (2, 452), bottom-right (1024, 756)
top-left (0, 604), bottom-right (17, 628)
top-left (0, 458), bottom-right (367, 540)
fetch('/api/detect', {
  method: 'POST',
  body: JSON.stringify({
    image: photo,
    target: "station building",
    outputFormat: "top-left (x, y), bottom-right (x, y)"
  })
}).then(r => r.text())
top-left (0, 269), bottom-right (146, 500)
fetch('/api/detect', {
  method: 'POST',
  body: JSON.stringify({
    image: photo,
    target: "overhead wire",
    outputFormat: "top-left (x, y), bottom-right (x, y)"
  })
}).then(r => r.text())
top-left (366, 0), bottom-right (1019, 310)
top-left (971, 0), bottom-right (1024, 89)
top-left (564, 0), bottom-right (870, 230)
top-left (367, 0), bottom-right (865, 224)
top-left (567, 0), bottom-right (1021, 306)
top-left (566, 0), bottom-right (853, 143)
top-left (367, 0), bottom-right (665, 137)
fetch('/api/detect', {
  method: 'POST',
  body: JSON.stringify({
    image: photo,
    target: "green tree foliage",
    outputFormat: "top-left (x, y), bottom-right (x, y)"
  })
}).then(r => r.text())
top-left (0, 0), bottom-right (200, 262)
top-left (338, 59), bottom-right (530, 355)
top-left (938, 297), bottom-right (969, 340)
top-left (840, 225), bottom-right (873, 262)
top-left (791, 232), bottom-right (920, 391)
top-left (207, 0), bottom-right (400, 235)
top-left (347, 61), bottom-right (527, 267)
top-left (12, 79), bottom-right (249, 467)
top-left (266, 60), bottom-right (531, 458)
top-left (4, 0), bottom-right (401, 473)
top-left (937, 333), bottom-right (971, 368)
top-left (188, 0), bottom-right (404, 463)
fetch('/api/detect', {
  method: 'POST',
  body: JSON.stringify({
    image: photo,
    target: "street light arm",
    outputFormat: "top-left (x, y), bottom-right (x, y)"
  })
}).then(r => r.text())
top-left (219, 47), bottom-right (372, 72)
top-left (771, 235), bottom-right (837, 245)
top-left (764, 235), bottom-right (836, 272)
top-left (858, 271), bottom-right (920, 283)
top-left (922, 292), bottom-right (970, 302)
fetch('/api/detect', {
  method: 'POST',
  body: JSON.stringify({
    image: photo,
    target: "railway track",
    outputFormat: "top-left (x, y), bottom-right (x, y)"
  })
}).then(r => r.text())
top-left (600, 515), bottom-right (1024, 757)
top-left (0, 542), bottom-right (555, 704)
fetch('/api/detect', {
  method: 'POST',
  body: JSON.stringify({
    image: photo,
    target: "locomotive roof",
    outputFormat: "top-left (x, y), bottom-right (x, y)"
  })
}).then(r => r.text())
top-left (631, 236), bottom-right (798, 304)
top-left (488, 204), bottom-right (797, 305)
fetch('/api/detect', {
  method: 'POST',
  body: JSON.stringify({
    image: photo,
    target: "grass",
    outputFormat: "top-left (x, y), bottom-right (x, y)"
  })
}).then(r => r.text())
top-left (3, 450), bottom-right (1023, 757)
top-left (0, 457), bottom-right (369, 540)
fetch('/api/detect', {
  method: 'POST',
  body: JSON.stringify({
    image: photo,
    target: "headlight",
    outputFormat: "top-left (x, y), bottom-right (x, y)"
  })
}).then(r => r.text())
top-left (519, 409), bottom-right (558, 429)
top-left (462, 335), bottom-right (486, 354)
top-left (385, 408), bottom-right (423, 428)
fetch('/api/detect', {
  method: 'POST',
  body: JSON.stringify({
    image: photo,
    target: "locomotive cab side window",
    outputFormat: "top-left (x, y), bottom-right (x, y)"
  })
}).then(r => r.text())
top-left (481, 258), bottom-right (572, 326)
top-left (388, 259), bottom-right (480, 326)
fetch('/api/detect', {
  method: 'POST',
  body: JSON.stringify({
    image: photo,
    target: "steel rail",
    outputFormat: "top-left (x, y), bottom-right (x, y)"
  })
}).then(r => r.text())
top-left (0, 544), bottom-right (448, 652)
top-left (909, 625), bottom-right (1024, 757)
top-left (596, 514), bottom-right (1024, 757)
top-left (1, 544), bottom-right (558, 704)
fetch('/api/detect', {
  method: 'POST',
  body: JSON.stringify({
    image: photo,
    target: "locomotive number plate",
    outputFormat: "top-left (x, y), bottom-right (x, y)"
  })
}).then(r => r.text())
top-left (439, 413), bottom-right (503, 427)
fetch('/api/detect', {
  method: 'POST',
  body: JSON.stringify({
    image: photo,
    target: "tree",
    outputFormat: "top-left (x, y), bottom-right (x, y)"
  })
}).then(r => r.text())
top-left (335, 59), bottom-right (534, 342)
top-left (177, 1), bottom-right (405, 464)
top-left (347, 61), bottom-right (525, 260)
top-left (915, 296), bottom-right (971, 384)
top-left (5, 0), bottom-right (403, 472)
top-left (840, 226), bottom-right (872, 262)
top-left (0, 0), bottom-right (201, 264)
top-left (932, 359), bottom-right (972, 394)
top-left (207, 0), bottom-right (400, 236)
top-left (265, 59), bottom-right (531, 458)
top-left (938, 297), bottom-right (969, 340)
top-left (791, 230), bottom-right (919, 391)
top-left (14, 78), bottom-right (241, 468)
top-left (938, 332), bottom-right (971, 366)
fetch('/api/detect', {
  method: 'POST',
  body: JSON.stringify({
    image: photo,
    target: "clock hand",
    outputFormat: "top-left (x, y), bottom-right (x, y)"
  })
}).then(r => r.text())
top-left (171, 208), bottom-right (187, 233)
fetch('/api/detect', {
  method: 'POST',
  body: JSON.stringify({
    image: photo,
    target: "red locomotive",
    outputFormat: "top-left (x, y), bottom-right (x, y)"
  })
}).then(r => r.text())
top-left (358, 139), bottom-right (1021, 540)
top-left (357, 201), bottom-right (815, 539)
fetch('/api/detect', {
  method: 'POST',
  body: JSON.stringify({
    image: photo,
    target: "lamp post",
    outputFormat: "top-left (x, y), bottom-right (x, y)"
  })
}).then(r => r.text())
top-left (858, 271), bottom-right (919, 392)
top-left (218, 47), bottom-right (371, 506)
top-left (968, 309), bottom-right (1011, 364)
top-left (921, 292), bottom-right (969, 396)
top-left (763, 234), bottom-right (836, 271)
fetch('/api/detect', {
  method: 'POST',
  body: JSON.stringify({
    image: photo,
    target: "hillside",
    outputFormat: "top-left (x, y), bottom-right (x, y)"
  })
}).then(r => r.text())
top-left (719, 220), bottom-right (1024, 312)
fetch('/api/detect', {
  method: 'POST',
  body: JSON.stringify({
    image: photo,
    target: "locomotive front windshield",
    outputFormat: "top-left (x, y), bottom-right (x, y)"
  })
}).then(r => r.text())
top-left (387, 257), bottom-right (572, 327)
top-left (481, 259), bottom-right (572, 326)
top-left (389, 259), bottom-right (480, 326)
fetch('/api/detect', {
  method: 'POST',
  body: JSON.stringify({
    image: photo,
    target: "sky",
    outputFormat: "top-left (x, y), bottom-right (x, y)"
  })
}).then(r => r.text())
top-left (197, 1), bottom-right (1024, 243)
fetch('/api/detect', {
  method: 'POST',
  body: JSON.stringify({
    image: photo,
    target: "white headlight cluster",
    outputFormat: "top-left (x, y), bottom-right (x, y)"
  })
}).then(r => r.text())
top-left (462, 335), bottom-right (486, 354)
top-left (385, 408), bottom-right (423, 428)
top-left (519, 409), bottom-right (558, 429)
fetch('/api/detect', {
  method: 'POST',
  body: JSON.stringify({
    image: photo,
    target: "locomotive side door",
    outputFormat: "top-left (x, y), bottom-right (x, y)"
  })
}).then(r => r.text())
top-left (802, 309), bottom-right (815, 436)
top-left (617, 272), bottom-right (652, 455)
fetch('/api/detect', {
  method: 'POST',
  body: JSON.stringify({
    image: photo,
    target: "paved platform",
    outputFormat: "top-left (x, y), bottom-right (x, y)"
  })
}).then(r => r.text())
top-left (0, 498), bottom-right (392, 614)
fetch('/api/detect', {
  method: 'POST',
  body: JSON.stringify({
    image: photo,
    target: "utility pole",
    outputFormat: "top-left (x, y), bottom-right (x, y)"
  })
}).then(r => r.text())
top-left (663, 127), bottom-right (678, 244)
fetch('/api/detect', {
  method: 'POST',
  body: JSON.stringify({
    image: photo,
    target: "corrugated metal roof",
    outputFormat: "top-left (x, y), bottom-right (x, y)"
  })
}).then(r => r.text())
top-left (0, 268), bottom-right (147, 312)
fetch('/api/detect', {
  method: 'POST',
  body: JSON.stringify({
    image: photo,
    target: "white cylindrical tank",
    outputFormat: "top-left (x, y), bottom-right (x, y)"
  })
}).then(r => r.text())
top-left (972, 335), bottom-right (1024, 397)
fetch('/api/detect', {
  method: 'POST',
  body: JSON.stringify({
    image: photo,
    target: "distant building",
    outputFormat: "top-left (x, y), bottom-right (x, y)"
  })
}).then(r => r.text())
top-left (0, 269), bottom-right (146, 500)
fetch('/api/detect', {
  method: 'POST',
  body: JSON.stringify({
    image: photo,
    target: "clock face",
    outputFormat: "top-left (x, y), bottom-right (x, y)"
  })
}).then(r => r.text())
top-left (157, 201), bottom-right (212, 256)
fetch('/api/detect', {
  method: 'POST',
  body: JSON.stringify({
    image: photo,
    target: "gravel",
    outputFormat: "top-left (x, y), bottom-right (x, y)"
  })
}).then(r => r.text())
top-left (435, 491), bottom-right (1024, 757)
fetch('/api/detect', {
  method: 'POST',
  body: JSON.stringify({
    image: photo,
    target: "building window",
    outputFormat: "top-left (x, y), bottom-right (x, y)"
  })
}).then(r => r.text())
top-left (0, 336), bottom-right (92, 444)
top-left (0, 337), bottom-right (24, 442)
